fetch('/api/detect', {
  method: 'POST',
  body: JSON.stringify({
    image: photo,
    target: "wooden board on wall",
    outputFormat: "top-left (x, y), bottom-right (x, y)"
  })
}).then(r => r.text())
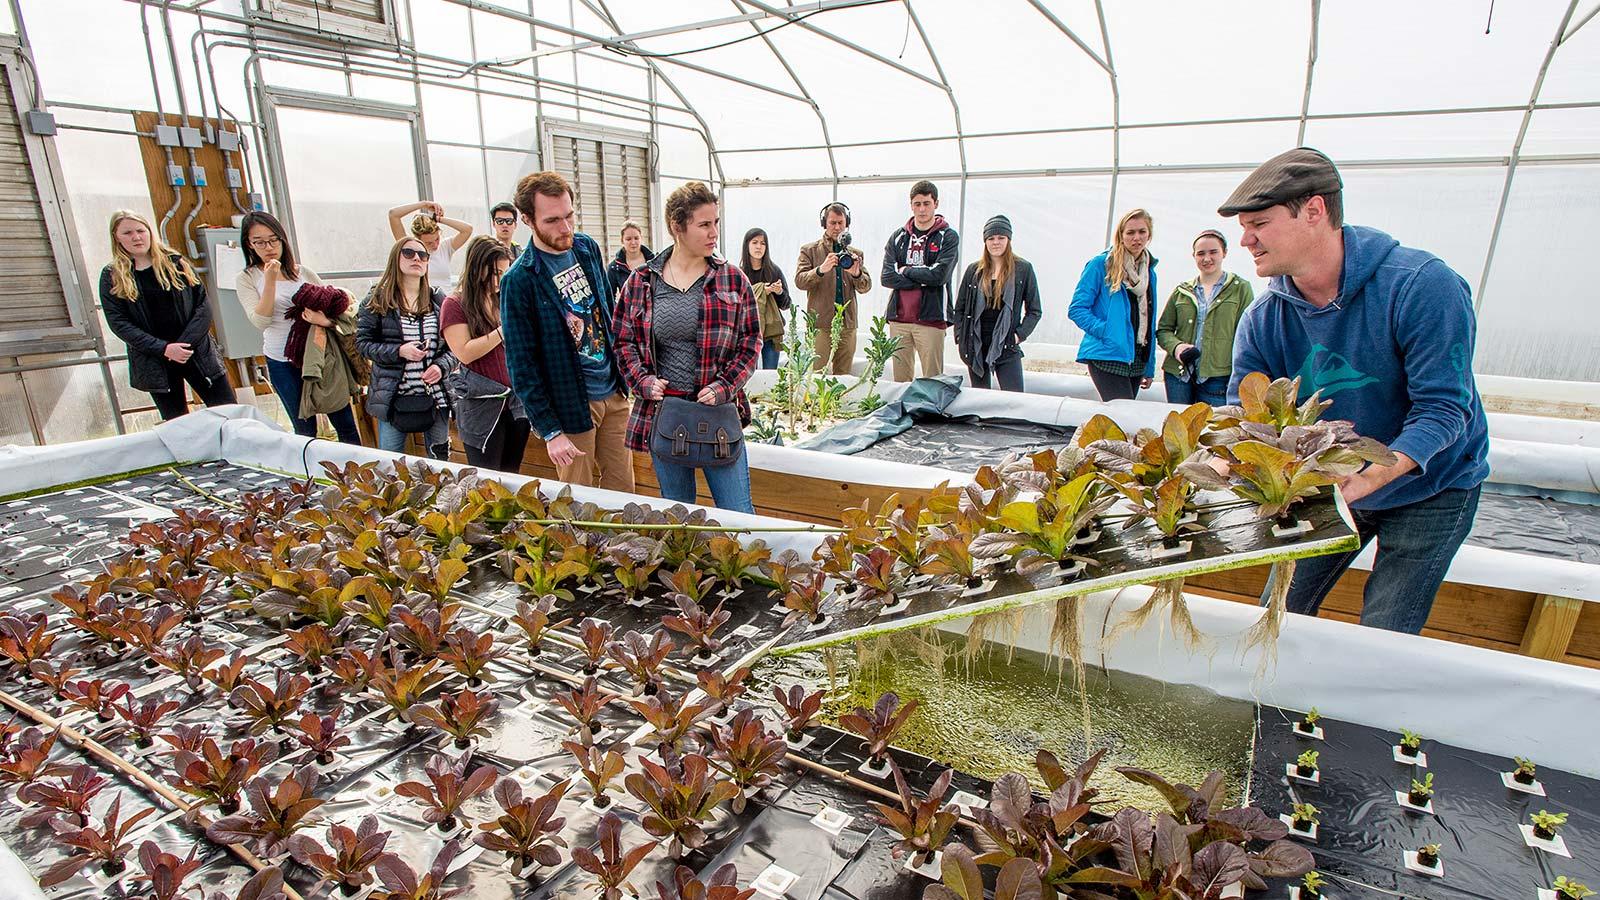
top-left (131, 111), bottom-right (252, 256)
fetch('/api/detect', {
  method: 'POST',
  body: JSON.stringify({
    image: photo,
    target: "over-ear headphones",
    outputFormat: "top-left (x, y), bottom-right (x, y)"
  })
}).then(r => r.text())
top-left (819, 201), bottom-right (851, 228)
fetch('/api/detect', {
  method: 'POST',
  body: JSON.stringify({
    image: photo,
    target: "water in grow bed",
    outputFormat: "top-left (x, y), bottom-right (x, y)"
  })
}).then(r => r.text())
top-left (751, 630), bottom-right (1257, 810)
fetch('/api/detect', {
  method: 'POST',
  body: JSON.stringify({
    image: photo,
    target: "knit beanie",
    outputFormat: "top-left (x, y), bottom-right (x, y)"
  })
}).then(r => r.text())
top-left (984, 215), bottom-right (1012, 239)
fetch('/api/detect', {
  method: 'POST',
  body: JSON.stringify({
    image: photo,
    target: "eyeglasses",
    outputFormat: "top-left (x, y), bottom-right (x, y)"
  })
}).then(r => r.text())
top-left (493, 217), bottom-right (516, 226)
top-left (400, 247), bottom-right (432, 261)
top-left (248, 237), bottom-right (281, 249)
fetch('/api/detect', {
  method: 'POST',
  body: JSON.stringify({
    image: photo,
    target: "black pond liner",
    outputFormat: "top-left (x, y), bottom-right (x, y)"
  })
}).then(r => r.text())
top-left (853, 417), bottom-right (1075, 471)
top-left (1469, 490), bottom-right (1600, 565)
top-left (1252, 706), bottom-right (1600, 898)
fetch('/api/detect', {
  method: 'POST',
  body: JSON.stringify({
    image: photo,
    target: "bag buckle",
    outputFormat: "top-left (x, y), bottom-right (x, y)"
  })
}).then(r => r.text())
top-left (715, 428), bottom-right (730, 459)
top-left (672, 426), bottom-right (689, 457)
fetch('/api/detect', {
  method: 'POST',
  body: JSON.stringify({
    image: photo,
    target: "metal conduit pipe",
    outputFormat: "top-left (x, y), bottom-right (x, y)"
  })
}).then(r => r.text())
top-left (160, 0), bottom-right (209, 267)
top-left (139, 0), bottom-right (185, 250)
top-left (189, 9), bottom-right (248, 214)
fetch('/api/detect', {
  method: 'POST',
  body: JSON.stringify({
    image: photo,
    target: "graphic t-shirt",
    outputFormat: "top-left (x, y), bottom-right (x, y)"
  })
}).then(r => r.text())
top-left (540, 248), bottom-right (618, 400)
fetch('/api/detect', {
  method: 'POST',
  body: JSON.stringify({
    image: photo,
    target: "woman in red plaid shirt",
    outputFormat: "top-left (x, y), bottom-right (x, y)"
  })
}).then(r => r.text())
top-left (613, 182), bottom-right (761, 513)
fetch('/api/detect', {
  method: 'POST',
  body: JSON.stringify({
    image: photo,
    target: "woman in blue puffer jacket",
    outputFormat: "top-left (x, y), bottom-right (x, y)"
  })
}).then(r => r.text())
top-left (1069, 208), bottom-right (1158, 401)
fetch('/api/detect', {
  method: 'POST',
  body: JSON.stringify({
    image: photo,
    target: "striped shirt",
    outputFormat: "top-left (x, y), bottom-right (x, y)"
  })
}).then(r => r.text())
top-left (399, 311), bottom-right (447, 407)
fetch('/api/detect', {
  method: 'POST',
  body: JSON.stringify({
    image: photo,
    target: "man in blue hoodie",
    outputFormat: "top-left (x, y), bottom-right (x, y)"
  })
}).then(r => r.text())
top-left (1219, 147), bottom-right (1489, 634)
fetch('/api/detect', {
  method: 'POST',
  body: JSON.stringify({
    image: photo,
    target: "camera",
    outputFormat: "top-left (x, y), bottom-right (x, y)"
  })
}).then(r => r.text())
top-left (833, 231), bottom-right (853, 268)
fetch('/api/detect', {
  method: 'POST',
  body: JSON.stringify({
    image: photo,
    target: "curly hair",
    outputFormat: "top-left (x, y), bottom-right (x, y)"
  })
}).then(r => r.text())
top-left (664, 181), bottom-right (718, 239)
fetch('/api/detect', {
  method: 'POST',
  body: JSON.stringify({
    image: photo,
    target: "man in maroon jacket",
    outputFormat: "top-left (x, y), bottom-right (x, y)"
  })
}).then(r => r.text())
top-left (880, 180), bottom-right (959, 381)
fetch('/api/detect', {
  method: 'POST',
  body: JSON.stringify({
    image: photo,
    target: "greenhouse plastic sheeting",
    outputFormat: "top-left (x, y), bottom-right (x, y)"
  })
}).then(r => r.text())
top-left (853, 417), bottom-right (1072, 470)
top-left (1471, 491), bottom-right (1600, 565)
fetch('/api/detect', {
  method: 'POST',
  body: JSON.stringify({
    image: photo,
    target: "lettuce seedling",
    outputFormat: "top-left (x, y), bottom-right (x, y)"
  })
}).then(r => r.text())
top-left (573, 810), bottom-right (658, 900)
top-left (696, 666), bottom-right (752, 715)
top-left (156, 725), bottom-right (211, 760)
top-left (230, 672), bottom-right (312, 736)
top-left (970, 472), bottom-right (1117, 576)
top-left (370, 654), bottom-right (449, 726)
top-left (772, 685), bottom-right (823, 741)
top-left (153, 572), bottom-right (215, 623)
top-left (1555, 877), bottom-right (1596, 900)
top-left (288, 815), bottom-right (394, 895)
top-left (661, 596), bottom-right (730, 662)
top-left (555, 676), bottom-right (621, 743)
top-left (848, 547), bottom-right (905, 611)
top-left (205, 765), bottom-right (324, 857)
top-left (838, 691), bottom-right (918, 767)
top-left (395, 752), bottom-right (498, 831)
top-left (26, 659), bottom-right (78, 694)
top-left (18, 764), bottom-right (107, 829)
top-left (625, 753), bottom-right (739, 858)
top-left (658, 561), bottom-right (715, 608)
top-left (1532, 809), bottom-right (1567, 840)
top-left (704, 536), bottom-right (771, 595)
top-left (387, 603), bottom-right (461, 659)
top-left (154, 635), bottom-right (227, 690)
top-left (919, 529), bottom-right (983, 587)
top-left (0, 612), bottom-right (57, 670)
top-left (169, 735), bottom-right (278, 813)
top-left (705, 709), bottom-right (786, 812)
top-left (512, 551), bottom-right (584, 605)
top-left (869, 760), bottom-right (957, 865)
top-left (654, 863), bottom-right (755, 900)
top-left (412, 687), bottom-right (500, 749)
top-left (371, 836), bottom-right (468, 900)
top-left (779, 569), bottom-right (830, 627)
top-left (292, 709), bottom-right (351, 764)
top-left (506, 598), bottom-right (572, 659)
top-left (607, 630), bottom-right (674, 695)
top-left (628, 687), bottom-right (710, 756)
top-left (606, 540), bottom-right (664, 602)
top-left (112, 604), bottom-right (185, 657)
top-left (37, 793), bottom-right (155, 886)
top-left (131, 841), bottom-right (204, 900)
top-left (473, 778), bottom-right (571, 875)
top-left (113, 696), bottom-right (183, 748)
top-left (284, 622), bottom-right (345, 674)
top-left (563, 740), bottom-right (626, 809)
top-left (438, 627), bottom-right (504, 686)
top-left (202, 652), bottom-right (252, 700)
top-left (62, 678), bottom-right (130, 722)
top-left (924, 845), bottom-right (1039, 900)
top-left (577, 618), bottom-right (616, 675)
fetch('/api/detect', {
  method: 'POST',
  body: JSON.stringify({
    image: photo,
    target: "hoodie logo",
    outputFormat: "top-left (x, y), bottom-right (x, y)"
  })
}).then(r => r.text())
top-left (1295, 344), bottom-right (1378, 398)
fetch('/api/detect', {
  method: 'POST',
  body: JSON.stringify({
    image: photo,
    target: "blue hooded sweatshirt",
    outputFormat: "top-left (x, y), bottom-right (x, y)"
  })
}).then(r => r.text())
top-left (1228, 225), bottom-right (1489, 512)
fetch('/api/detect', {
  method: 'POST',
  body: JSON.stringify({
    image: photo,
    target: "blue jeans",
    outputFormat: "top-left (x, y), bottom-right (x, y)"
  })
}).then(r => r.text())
top-left (1263, 486), bottom-right (1481, 634)
top-left (377, 410), bottom-right (451, 460)
top-left (265, 357), bottom-right (361, 443)
top-left (760, 339), bottom-right (781, 369)
top-left (1164, 372), bottom-right (1229, 407)
top-left (651, 447), bottom-right (754, 514)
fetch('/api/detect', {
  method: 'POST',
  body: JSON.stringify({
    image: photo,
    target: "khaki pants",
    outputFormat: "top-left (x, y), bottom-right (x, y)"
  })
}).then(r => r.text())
top-left (813, 321), bottom-right (857, 375)
top-left (889, 322), bottom-right (946, 381)
top-left (550, 392), bottom-right (635, 493)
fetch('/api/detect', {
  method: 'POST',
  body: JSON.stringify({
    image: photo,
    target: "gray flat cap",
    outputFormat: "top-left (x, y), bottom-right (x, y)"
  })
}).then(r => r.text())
top-left (1218, 147), bottom-right (1342, 216)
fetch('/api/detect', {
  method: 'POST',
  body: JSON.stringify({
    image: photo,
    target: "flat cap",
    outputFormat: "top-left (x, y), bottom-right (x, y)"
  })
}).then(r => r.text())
top-left (1218, 147), bottom-right (1342, 216)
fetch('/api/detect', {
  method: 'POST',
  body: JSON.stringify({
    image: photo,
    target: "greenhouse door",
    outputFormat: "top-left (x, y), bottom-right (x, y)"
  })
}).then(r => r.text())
top-left (262, 90), bottom-right (429, 282)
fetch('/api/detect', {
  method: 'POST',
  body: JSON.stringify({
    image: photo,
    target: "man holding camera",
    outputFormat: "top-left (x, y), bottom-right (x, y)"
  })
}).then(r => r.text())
top-left (795, 202), bottom-right (871, 375)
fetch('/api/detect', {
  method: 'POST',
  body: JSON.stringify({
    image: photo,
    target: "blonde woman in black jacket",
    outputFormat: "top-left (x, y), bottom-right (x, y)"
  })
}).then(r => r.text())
top-left (954, 216), bottom-right (1042, 392)
top-left (99, 210), bottom-right (234, 419)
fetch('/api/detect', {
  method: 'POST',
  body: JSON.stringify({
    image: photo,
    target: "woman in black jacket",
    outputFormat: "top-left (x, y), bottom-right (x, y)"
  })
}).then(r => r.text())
top-left (99, 210), bottom-right (234, 419)
top-left (954, 215), bottom-right (1041, 392)
top-left (356, 236), bottom-right (458, 459)
top-left (607, 220), bottom-right (652, 301)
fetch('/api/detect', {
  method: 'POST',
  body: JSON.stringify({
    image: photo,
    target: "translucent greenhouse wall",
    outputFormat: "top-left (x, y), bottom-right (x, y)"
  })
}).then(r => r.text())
top-left (1, 0), bottom-right (1598, 448)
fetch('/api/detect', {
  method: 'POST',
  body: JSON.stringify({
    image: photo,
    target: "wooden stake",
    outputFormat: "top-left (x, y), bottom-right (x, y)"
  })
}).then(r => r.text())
top-left (0, 688), bottom-right (308, 900)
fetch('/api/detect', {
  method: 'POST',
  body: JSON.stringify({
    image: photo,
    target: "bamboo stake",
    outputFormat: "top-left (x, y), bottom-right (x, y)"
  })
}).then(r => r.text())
top-left (0, 688), bottom-right (308, 900)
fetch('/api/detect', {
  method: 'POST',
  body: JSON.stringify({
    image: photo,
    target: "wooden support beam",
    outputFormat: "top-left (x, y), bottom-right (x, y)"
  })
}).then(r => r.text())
top-left (1520, 593), bottom-right (1586, 661)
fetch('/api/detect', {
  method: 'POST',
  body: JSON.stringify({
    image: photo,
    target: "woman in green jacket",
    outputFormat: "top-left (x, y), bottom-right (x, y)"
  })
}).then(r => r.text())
top-left (1156, 229), bottom-right (1255, 406)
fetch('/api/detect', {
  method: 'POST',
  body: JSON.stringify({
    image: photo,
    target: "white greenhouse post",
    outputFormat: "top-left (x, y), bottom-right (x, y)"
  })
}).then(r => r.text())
top-left (1297, 0), bottom-right (1321, 146)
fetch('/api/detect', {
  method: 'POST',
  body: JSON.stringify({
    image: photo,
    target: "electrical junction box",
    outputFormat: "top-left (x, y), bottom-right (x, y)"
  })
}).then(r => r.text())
top-left (190, 165), bottom-right (208, 187)
top-left (167, 164), bottom-right (186, 186)
top-left (225, 168), bottom-right (243, 189)
top-left (155, 124), bottom-right (181, 147)
top-left (217, 130), bottom-right (241, 152)
top-left (23, 110), bottom-right (56, 135)
top-left (247, 192), bottom-right (264, 211)
top-left (179, 126), bottom-right (204, 148)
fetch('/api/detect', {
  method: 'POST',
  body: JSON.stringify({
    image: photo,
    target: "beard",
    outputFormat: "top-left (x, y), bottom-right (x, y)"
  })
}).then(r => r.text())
top-left (537, 225), bottom-right (573, 252)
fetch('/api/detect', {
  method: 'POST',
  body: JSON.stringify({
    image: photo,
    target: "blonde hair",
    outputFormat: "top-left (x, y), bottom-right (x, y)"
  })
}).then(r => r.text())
top-left (620, 220), bottom-right (643, 239)
top-left (409, 213), bottom-right (440, 237)
top-left (977, 239), bottom-right (1016, 310)
top-left (366, 237), bottom-right (434, 317)
top-left (1106, 208), bottom-right (1153, 289)
top-left (107, 210), bottom-right (198, 301)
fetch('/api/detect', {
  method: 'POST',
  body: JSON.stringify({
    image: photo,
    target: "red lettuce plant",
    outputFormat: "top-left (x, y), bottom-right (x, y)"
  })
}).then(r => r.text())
top-left (838, 691), bottom-right (918, 769)
top-left (387, 604), bottom-right (460, 660)
top-left (0, 727), bottom-right (70, 795)
top-left (131, 841), bottom-right (204, 900)
top-left (18, 764), bottom-right (108, 829)
top-left (201, 652), bottom-right (252, 700)
top-left (370, 654), bottom-right (449, 725)
top-left (563, 740), bottom-right (626, 809)
top-left (230, 672), bottom-right (312, 735)
top-left (37, 793), bottom-right (155, 886)
top-left (654, 863), bottom-right (755, 900)
top-left (577, 618), bottom-right (616, 675)
top-left (661, 597), bottom-right (730, 662)
top-left (473, 778), bottom-right (571, 876)
top-left (438, 627), bottom-right (503, 686)
top-left (772, 685), bottom-right (823, 741)
top-left (411, 687), bottom-right (500, 749)
top-left (628, 687), bottom-right (710, 756)
top-left (868, 761), bottom-right (958, 865)
top-left (205, 765), bottom-right (324, 857)
top-left (326, 645), bottom-right (387, 695)
top-left (113, 696), bottom-right (183, 748)
top-left (573, 811), bottom-right (658, 900)
top-left (625, 754), bottom-right (738, 858)
top-left (153, 635), bottom-right (226, 690)
top-left (555, 676), bottom-right (620, 744)
top-left (287, 815), bottom-right (393, 896)
top-left (696, 666), bottom-right (751, 717)
top-left (395, 753), bottom-right (498, 831)
top-left (704, 536), bottom-right (770, 595)
top-left (61, 678), bottom-right (130, 722)
top-left (0, 612), bottom-right (57, 670)
top-left (371, 837), bottom-right (467, 900)
top-left (292, 710), bottom-right (352, 764)
top-left (705, 710), bottom-right (786, 812)
top-left (284, 622), bottom-right (345, 674)
top-left (506, 598), bottom-right (572, 659)
top-left (169, 735), bottom-right (279, 813)
top-left (607, 630), bottom-right (674, 695)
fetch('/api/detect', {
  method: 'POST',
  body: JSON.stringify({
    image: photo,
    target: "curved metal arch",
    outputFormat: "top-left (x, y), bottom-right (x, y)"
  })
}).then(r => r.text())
top-left (729, 0), bottom-right (841, 195)
top-left (1475, 0), bottom-right (1583, 314)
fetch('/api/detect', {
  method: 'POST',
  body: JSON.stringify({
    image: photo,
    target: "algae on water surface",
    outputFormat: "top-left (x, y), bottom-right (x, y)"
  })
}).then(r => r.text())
top-left (752, 631), bottom-right (1256, 810)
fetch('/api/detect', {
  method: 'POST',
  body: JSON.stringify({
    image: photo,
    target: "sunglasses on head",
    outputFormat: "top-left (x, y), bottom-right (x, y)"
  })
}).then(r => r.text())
top-left (493, 217), bottom-right (516, 226)
top-left (400, 247), bottom-right (431, 261)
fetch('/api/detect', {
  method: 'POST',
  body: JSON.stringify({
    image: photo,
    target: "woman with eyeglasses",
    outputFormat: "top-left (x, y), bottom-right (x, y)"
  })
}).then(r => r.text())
top-left (236, 210), bottom-right (361, 443)
top-left (357, 236), bottom-right (459, 459)
top-left (387, 200), bottom-right (473, 293)
top-left (100, 210), bottom-right (234, 420)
